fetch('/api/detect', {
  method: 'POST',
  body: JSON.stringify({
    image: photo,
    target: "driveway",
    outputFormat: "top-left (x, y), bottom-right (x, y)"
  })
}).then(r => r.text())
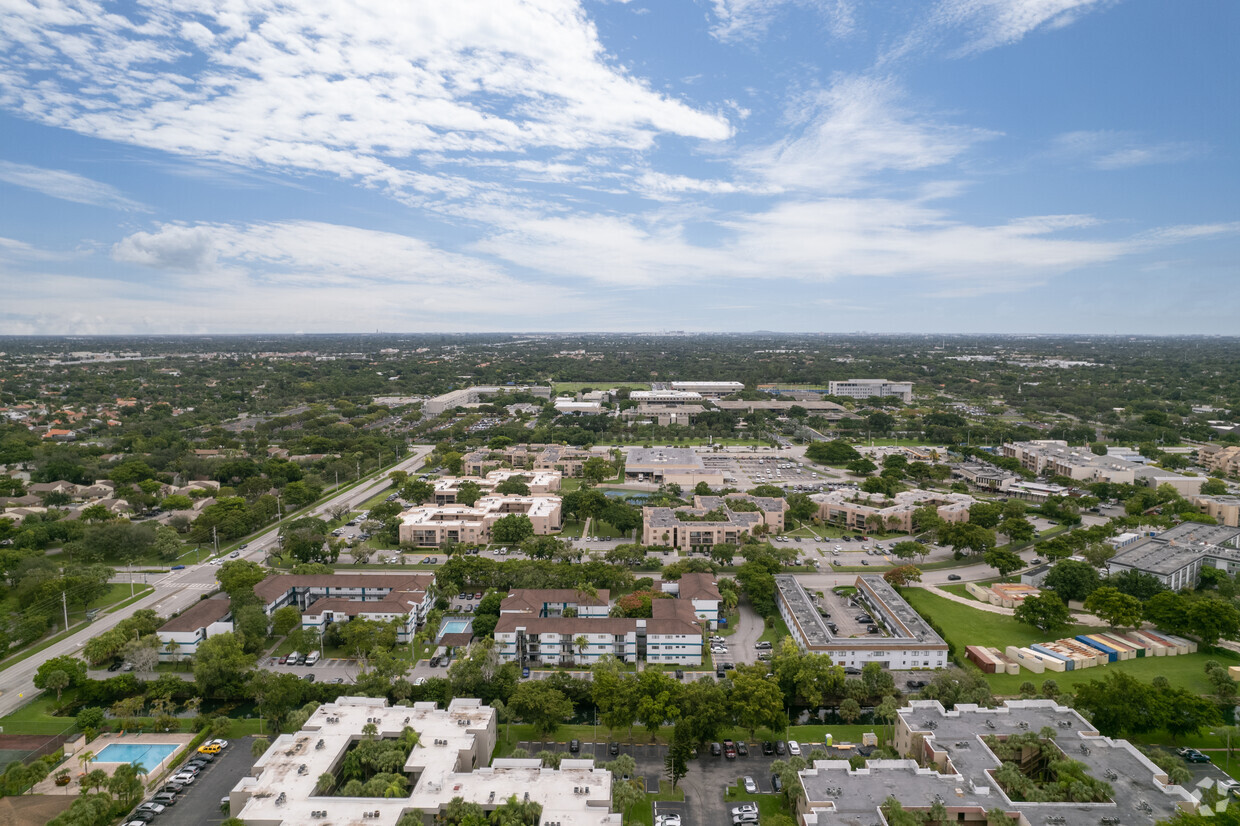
top-left (730, 601), bottom-right (763, 665)
top-left (150, 736), bottom-right (258, 826)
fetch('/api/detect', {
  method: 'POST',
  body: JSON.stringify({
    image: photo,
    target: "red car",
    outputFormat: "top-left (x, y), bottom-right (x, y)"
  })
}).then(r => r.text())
top-left (723, 740), bottom-right (737, 759)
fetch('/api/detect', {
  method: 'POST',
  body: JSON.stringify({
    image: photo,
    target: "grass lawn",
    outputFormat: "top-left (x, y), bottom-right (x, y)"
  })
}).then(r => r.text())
top-left (758, 614), bottom-right (792, 647)
top-left (559, 519), bottom-right (586, 538)
top-left (723, 780), bottom-right (795, 822)
top-left (903, 587), bottom-right (1239, 696)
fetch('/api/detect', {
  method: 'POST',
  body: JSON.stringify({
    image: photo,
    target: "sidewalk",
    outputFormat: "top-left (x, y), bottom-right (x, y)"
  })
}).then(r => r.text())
top-left (916, 584), bottom-right (1107, 626)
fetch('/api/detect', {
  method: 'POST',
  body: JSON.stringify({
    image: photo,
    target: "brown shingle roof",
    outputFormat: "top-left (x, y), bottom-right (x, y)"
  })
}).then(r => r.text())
top-left (253, 573), bottom-right (434, 604)
top-left (500, 588), bottom-right (610, 613)
top-left (159, 596), bottom-right (232, 633)
top-left (676, 573), bottom-right (721, 602)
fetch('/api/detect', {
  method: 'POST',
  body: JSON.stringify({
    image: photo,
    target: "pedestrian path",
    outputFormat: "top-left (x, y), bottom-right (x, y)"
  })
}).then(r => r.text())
top-left (915, 584), bottom-right (1106, 626)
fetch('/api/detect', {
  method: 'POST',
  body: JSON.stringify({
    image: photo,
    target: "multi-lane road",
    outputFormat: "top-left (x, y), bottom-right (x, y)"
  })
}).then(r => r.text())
top-left (0, 446), bottom-right (433, 718)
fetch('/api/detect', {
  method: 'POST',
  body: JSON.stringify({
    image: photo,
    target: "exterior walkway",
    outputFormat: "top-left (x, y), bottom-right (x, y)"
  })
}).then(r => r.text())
top-left (915, 584), bottom-right (1107, 626)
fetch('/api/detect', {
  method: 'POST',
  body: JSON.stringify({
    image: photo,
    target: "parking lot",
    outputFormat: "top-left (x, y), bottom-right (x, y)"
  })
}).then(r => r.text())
top-left (817, 588), bottom-right (887, 639)
top-left (148, 736), bottom-right (257, 826)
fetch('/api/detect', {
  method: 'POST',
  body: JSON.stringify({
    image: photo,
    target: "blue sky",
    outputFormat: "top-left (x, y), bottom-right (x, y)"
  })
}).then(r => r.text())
top-left (0, 0), bottom-right (1236, 334)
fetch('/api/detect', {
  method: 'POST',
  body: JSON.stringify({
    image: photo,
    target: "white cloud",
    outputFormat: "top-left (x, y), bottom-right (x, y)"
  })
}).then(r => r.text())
top-left (0, 161), bottom-right (147, 211)
top-left (934, 0), bottom-right (1116, 55)
top-left (711, 0), bottom-right (856, 42)
top-left (0, 0), bottom-right (731, 201)
top-left (742, 75), bottom-right (997, 193)
top-left (1051, 130), bottom-right (1204, 170)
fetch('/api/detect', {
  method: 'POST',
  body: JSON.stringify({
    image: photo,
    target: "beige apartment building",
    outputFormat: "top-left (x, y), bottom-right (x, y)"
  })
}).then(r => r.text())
top-left (1003, 439), bottom-right (1204, 495)
top-left (809, 488), bottom-right (973, 533)
top-left (432, 470), bottom-right (561, 504)
top-left (1190, 494), bottom-right (1240, 527)
top-left (1199, 444), bottom-right (1240, 476)
top-left (398, 495), bottom-right (561, 546)
top-left (641, 495), bottom-right (784, 548)
top-left (463, 443), bottom-right (595, 477)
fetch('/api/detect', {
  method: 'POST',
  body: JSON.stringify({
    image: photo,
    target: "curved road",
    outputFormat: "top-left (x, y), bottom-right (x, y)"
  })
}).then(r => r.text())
top-left (0, 446), bottom-right (433, 718)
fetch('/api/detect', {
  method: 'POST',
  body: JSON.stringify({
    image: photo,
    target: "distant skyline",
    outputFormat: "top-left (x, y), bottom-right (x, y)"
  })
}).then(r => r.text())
top-left (0, 1), bottom-right (1236, 335)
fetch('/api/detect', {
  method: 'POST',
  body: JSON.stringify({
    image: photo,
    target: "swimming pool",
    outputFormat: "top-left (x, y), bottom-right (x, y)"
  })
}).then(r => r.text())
top-left (441, 620), bottom-right (470, 635)
top-left (94, 743), bottom-right (179, 767)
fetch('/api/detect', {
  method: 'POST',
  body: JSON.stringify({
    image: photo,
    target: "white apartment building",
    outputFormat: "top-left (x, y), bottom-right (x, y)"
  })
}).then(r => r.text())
top-left (253, 573), bottom-right (436, 643)
top-left (229, 697), bottom-right (619, 826)
top-left (432, 470), bottom-right (561, 504)
top-left (1002, 440), bottom-right (1204, 495)
top-left (667, 381), bottom-right (744, 397)
top-left (157, 596), bottom-right (233, 661)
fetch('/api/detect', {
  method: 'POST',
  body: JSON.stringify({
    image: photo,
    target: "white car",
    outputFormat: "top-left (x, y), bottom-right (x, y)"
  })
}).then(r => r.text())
top-left (734, 813), bottom-right (759, 824)
top-left (171, 773), bottom-right (196, 785)
top-left (732, 804), bottom-right (759, 816)
top-left (788, 740), bottom-right (802, 756)
top-left (743, 776), bottom-right (758, 794)
top-left (205, 738), bottom-right (229, 749)
top-left (656, 815), bottom-right (682, 826)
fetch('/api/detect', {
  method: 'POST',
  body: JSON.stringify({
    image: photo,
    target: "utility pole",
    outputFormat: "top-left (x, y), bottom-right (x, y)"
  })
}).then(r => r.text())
top-left (62, 591), bottom-right (69, 631)
top-left (357, 458), bottom-right (361, 480)
top-left (213, 525), bottom-right (219, 557)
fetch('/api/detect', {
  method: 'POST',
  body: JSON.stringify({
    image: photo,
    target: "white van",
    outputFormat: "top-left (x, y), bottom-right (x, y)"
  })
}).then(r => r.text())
top-left (305, 651), bottom-right (321, 667)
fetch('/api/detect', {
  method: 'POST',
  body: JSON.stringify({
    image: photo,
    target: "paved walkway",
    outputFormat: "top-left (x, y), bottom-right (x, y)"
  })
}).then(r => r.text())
top-left (915, 584), bottom-right (1107, 626)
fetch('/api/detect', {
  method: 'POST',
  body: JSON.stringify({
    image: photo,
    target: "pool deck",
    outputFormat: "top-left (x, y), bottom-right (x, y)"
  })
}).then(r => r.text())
top-left (31, 731), bottom-right (195, 796)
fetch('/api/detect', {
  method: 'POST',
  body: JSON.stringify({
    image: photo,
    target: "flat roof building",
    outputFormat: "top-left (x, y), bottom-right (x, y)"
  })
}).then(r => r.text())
top-left (424, 385), bottom-right (552, 416)
top-left (230, 697), bottom-right (619, 826)
top-left (712, 400), bottom-right (858, 420)
top-left (464, 444), bottom-right (597, 478)
top-left (1191, 494), bottom-right (1240, 527)
top-left (799, 699), bottom-right (1195, 826)
top-left (432, 471), bottom-right (562, 504)
top-left (399, 495), bottom-right (562, 547)
top-left (1003, 440), bottom-right (1203, 495)
top-left (775, 575), bottom-right (948, 670)
top-left (827, 380), bottom-right (913, 404)
top-left (1107, 522), bottom-right (1240, 590)
top-left (624, 447), bottom-right (725, 488)
top-left (667, 381), bottom-right (744, 397)
top-left (809, 488), bottom-right (972, 534)
top-left (628, 390), bottom-right (704, 405)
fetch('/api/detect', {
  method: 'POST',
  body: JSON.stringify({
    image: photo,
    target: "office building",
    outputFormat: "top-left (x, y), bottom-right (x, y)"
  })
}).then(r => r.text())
top-left (423, 385), bottom-right (552, 416)
top-left (624, 447), bottom-right (725, 488)
top-left (827, 380), bottom-right (913, 404)
top-left (1106, 522), bottom-right (1240, 590)
top-left (431, 471), bottom-right (561, 504)
top-left (1190, 493), bottom-right (1240, 527)
top-left (628, 390), bottom-right (704, 405)
top-left (667, 381), bottom-right (744, 397)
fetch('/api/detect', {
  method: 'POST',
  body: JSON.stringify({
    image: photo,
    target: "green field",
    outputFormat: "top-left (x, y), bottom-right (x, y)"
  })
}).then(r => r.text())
top-left (903, 587), bottom-right (1239, 695)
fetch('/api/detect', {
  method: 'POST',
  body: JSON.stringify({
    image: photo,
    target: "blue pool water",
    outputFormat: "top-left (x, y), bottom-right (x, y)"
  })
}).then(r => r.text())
top-left (94, 743), bottom-right (179, 766)
top-left (441, 620), bottom-right (470, 634)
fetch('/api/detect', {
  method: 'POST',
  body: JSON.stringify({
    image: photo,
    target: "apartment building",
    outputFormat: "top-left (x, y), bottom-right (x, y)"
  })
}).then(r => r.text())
top-left (827, 379), bottom-right (913, 403)
top-left (463, 443), bottom-right (595, 477)
top-left (799, 700), bottom-right (1194, 826)
top-left (252, 573), bottom-right (436, 642)
top-left (499, 588), bottom-right (611, 619)
top-left (776, 575), bottom-right (948, 669)
top-left (1199, 444), bottom-right (1240, 476)
top-left (1002, 440), bottom-right (1204, 495)
top-left (628, 390), bottom-right (704, 405)
top-left (1190, 494), bottom-right (1240, 527)
top-left (157, 596), bottom-right (233, 661)
top-left (809, 488), bottom-right (972, 533)
top-left (659, 572), bottom-right (722, 624)
top-left (619, 404), bottom-right (705, 426)
top-left (432, 470), bottom-right (561, 504)
top-left (493, 585), bottom-right (709, 665)
top-left (641, 501), bottom-right (767, 548)
top-left (229, 697), bottom-right (619, 826)
top-left (398, 495), bottom-right (562, 546)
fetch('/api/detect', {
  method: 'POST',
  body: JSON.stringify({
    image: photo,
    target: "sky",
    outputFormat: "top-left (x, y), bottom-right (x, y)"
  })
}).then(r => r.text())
top-left (0, 0), bottom-right (1236, 335)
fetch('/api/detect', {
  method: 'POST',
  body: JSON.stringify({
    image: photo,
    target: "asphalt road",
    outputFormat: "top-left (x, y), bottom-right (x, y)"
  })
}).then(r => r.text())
top-left (0, 447), bottom-right (432, 718)
top-left (153, 737), bottom-right (258, 826)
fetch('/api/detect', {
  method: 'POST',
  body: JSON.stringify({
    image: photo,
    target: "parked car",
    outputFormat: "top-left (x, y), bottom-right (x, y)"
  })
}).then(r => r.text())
top-left (655, 815), bottom-right (681, 826)
top-left (198, 743), bottom-right (221, 755)
top-left (710, 742), bottom-right (722, 756)
top-left (771, 773), bottom-right (783, 792)
top-left (743, 776), bottom-right (758, 794)
top-left (788, 740), bottom-right (801, 756)
top-left (151, 792), bottom-right (177, 806)
top-left (569, 739), bottom-right (580, 753)
top-left (733, 804), bottom-right (759, 816)
top-left (205, 739), bottom-right (229, 749)
top-left (736, 742), bottom-right (749, 756)
top-left (609, 742), bottom-right (619, 755)
top-left (774, 741), bottom-right (786, 756)
top-left (723, 740), bottom-right (737, 759)
top-left (1185, 751), bottom-right (1211, 764)
top-left (762, 741), bottom-right (774, 756)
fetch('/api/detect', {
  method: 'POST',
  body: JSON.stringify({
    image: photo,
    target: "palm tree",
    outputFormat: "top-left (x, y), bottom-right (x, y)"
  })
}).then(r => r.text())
top-left (164, 639), bottom-right (182, 667)
top-left (574, 635), bottom-right (589, 663)
top-left (3, 762), bottom-right (29, 796)
top-left (362, 722), bottom-right (378, 740)
top-left (84, 768), bottom-right (109, 795)
top-left (251, 737), bottom-right (271, 759)
top-left (77, 749), bottom-right (95, 775)
top-left (317, 772), bottom-right (337, 795)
